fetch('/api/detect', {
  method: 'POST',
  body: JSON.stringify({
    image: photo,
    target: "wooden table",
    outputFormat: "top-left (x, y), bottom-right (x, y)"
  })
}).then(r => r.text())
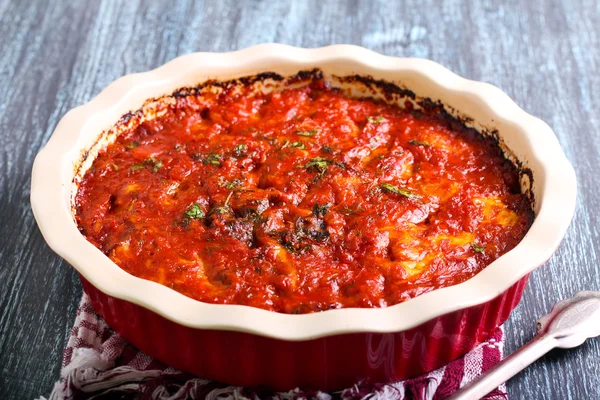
top-left (1, 0), bottom-right (598, 398)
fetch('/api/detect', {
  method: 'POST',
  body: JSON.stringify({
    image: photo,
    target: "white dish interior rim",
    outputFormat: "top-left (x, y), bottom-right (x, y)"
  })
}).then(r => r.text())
top-left (31, 44), bottom-right (577, 340)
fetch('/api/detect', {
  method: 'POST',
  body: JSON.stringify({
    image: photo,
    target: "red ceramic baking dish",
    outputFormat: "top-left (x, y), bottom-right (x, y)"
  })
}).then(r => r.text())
top-left (31, 44), bottom-right (576, 391)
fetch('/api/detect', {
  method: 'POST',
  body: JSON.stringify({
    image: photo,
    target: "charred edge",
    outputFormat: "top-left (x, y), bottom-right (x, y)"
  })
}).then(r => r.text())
top-left (417, 99), bottom-right (534, 203)
top-left (334, 73), bottom-right (416, 100)
top-left (486, 129), bottom-right (501, 143)
top-left (76, 136), bottom-right (100, 182)
top-left (418, 98), bottom-right (477, 128)
top-left (84, 69), bottom-right (327, 168)
top-left (116, 109), bottom-right (145, 129)
top-left (172, 79), bottom-right (218, 98)
top-left (287, 68), bottom-right (324, 84)
top-left (417, 98), bottom-right (444, 114)
top-left (419, 98), bottom-right (498, 144)
top-left (74, 108), bottom-right (145, 186)
top-left (119, 111), bottom-right (137, 125)
top-left (418, 98), bottom-right (489, 142)
top-left (520, 167), bottom-right (535, 206)
top-left (172, 72), bottom-right (287, 98)
top-left (79, 150), bottom-right (89, 169)
top-left (240, 71), bottom-right (286, 85)
top-left (418, 98), bottom-right (483, 146)
top-left (433, 101), bottom-right (475, 126)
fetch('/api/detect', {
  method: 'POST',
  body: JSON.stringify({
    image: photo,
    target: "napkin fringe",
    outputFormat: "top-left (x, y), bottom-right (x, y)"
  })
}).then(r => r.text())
top-left (40, 293), bottom-right (507, 400)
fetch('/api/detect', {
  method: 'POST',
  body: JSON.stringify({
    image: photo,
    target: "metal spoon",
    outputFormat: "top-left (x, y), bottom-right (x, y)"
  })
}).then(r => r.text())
top-left (448, 291), bottom-right (600, 400)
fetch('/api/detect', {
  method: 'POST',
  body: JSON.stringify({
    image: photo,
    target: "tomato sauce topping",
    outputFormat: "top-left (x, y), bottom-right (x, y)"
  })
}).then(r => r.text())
top-left (75, 77), bottom-right (533, 314)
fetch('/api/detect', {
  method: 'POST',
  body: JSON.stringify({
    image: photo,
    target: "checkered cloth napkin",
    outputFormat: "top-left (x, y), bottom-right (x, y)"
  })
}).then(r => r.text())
top-left (41, 293), bottom-right (507, 400)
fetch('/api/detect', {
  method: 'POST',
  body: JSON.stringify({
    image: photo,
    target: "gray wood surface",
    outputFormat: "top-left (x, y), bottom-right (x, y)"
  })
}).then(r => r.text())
top-left (0, 0), bottom-right (598, 398)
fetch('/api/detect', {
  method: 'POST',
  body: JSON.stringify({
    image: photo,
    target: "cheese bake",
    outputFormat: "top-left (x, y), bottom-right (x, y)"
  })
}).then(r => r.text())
top-left (75, 74), bottom-right (534, 314)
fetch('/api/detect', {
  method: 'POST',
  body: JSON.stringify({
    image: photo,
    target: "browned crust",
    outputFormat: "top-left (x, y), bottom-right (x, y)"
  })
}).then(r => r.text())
top-left (334, 73), bottom-right (416, 100)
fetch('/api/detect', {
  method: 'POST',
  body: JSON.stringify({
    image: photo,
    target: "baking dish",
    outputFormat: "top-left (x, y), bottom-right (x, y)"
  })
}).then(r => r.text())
top-left (31, 44), bottom-right (576, 390)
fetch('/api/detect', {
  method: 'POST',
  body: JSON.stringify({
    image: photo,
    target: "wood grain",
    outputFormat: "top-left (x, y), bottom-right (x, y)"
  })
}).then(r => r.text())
top-left (0, 0), bottom-right (598, 398)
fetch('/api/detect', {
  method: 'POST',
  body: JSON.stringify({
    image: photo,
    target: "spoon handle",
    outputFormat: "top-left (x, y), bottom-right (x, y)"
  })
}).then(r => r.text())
top-left (447, 334), bottom-right (556, 400)
top-left (449, 291), bottom-right (600, 399)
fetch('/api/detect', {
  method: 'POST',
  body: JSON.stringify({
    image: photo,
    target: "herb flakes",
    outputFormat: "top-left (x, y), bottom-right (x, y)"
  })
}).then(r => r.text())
top-left (146, 157), bottom-right (163, 172)
top-left (367, 116), bottom-right (385, 124)
top-left (205, 153), bottom-right (222, 167)
top-left (125, 141), bottom-right (140, 149)
top-left (131, 157), bottom-right (163, 172)
top-left (379, 183), bottom-right (419, 199)
top-left (131, 163), bottom-right (146, 171)
top-left (184, 203), bottom-right (205, 219)
top-left (224, 178), bottom-right (242, 190)
top-left (304, 156), bottom-right (332, 173)
top-left (233, 143), bottom-right (247, 157)
top-left (296, 128), bottom-right (318, 137)
top-left (471, 242), bottom-right (485, 253)
top-left (408, 139), bottom-right (431, 147)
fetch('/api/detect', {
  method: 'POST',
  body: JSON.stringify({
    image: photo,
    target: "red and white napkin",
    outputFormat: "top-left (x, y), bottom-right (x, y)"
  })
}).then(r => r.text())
top-left (42, 293), bottom-right (507, 400)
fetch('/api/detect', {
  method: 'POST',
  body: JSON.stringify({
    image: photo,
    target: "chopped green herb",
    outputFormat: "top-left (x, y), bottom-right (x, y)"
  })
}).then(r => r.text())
top-left (205, 153), bottom-right (222, 166)
top-left (408, 139), bottom-right (431, 147)
top-left (111, 164), bottom-right (119, 171)
top-left (321, 145), bottom-right (333, 154)
top-left (184, 203), bottom-right (205, 219)
top-left (207, 206), bottom-right (226, 215)
top-left (379, 183), bottom-right (419, 199)
top-left (145, 157), bottom-right (163, 172)
top-left (209, 205), bottom-right (231, 216)
top-left (290, 141), bottom-right (305, 150)
top-left (304, 156), bottom-right (333, 173)
top-left (296, 128), bottom-right (318, 137)
top-left (131, 163), bottom-right (145, 171)
top-left (302, 157), bottom-right (345, 178)
top-left (367, 116), bottom-right (385, 124)
top-left (174, 144), bottom-right (182, 152)
top-left (471, 242), bottom-right (485, 253)
top-left (233, 143), bottom-right (247, 157)
top-left (125, 141), bottom-right (140, 149)
top-left (224, 178), bottom-right (242, 190)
